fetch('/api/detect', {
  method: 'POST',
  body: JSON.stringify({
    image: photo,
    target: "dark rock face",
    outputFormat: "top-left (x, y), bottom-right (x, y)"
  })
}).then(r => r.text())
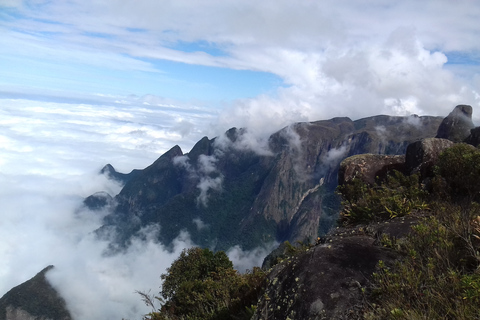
top-left (465, 126), bottom-right (480, 147)
top-left (0, 266), bottom-right (71, 320)
top-left (100, 164), bottom-right (141, 184)
top-left (405, 138), bottom-right (454, 177)
top-left (83, 191), bottom-right (114, 210)
top-left (96, 114), bottom-right (442, 250)
top-left (436, 105), bottom-right (474, 142)
top-left (252, 218), bottom-right (417, 320)
top-left (338, 154), bottom-right (405, 186)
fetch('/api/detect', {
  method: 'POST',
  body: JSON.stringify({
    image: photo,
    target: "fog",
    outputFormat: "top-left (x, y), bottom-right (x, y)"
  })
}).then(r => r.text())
top-left (0, 99), bottom-right (273, 319)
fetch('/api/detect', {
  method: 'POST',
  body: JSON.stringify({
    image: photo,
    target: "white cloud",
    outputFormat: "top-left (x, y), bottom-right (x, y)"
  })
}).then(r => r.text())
top-left (192, 218), bottom-right (208, 231)
top-left (227, 242), bottom-right (278, 273)
top-left (197, 154), bottom-right (219, 175)
top-left (2, 0), bottom-right (479, 130)
top-left (196, 176), bottom-right (223, 207)
top-left (0, 98), bottom-right (215, 174)
top-left (323, 145), bottom-right (349, 169)
top-left (0, 98), bottom-right (214, 319)
top-left (47, 229), bottom-right (194, 320)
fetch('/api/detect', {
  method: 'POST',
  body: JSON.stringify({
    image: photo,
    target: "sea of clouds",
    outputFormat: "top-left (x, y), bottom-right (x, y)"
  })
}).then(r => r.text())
top-left (0, 97), bottom-right (276, 319)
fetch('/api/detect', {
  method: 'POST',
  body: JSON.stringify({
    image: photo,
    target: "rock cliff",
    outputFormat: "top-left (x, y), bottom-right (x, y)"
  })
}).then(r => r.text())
top-left (0, 266), bottom-right (71, 320)
top-left (93, 114), bottom-right (443, 251)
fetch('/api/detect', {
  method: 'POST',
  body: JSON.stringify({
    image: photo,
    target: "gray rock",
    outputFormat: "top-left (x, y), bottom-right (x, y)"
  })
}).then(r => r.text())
top-left (464, 126), bottom-right (480, 147)
top-left (436, 105), bottom-right (474, 142)
top-left (338, 154), bottom-right (405, 186)
top-left (252, 232), bottom-right (398, 320)
top-left (405, 138), bottom-right (454, 177)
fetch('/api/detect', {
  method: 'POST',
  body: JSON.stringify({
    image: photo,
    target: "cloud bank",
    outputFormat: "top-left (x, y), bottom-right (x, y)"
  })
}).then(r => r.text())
top-left (2, 0), bottom-right (479, 136)
top-left (0, 99), bottom-right (206, 319)
top-left (0, 98), bottom-right (273, 319)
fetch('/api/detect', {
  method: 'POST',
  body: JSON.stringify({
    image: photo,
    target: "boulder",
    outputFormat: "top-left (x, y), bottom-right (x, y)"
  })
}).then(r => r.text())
top-left (338, 154), bottom-right (405, 186)
top-left (436, 105), bottom-right (474, 142)
top-left (405, 138), bottom-right (454, 177)
top-left (253, 229), bottom-right (400, 319)
top-left (465, 127), bottom-right (480, 147)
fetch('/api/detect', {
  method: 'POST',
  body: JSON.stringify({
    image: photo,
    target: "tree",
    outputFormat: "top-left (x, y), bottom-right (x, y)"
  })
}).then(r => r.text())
top-left (161, 247), bottom-right (233, 302)
top-left (144, 247), bottom-right (265, 320)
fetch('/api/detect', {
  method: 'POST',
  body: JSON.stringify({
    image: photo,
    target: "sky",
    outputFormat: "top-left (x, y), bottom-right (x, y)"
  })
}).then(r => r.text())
top-left (1, 0), bottom-right (480, 319)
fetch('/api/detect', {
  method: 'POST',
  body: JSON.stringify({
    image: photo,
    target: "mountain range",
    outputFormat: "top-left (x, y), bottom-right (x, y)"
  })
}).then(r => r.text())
top-left (4, 105), bottom-right (477, 319)
top-left (92, 113), bottom-right (443, 252)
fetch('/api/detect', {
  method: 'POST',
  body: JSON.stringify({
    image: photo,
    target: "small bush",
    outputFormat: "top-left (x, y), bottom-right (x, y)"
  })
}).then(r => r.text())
top-left (367, 203), bottom-right (480, 320)
top-left (338, 170), bottom-right (428, 225)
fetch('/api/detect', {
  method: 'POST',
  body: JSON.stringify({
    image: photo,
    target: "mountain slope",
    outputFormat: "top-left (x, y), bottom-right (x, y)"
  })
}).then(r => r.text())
top-left (95, 114), bottom-right (443, 251)
top-left (0, 266), bottom-right (71, 320)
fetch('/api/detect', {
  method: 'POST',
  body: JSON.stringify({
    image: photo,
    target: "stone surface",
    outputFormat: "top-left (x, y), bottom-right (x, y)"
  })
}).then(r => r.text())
top-left (436, 105), bottom-right (474, 142)
top-left (252, 225), bottom-right (407, 320)
top-left (405, 138), bottom-right (455, 177)
top-left (465, 127), bottom-right (480, 147)
top-left (338, 154), bottom-right (406, 186)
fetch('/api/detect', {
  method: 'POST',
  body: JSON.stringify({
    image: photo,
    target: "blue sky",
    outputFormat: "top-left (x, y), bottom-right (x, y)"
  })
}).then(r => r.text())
top-left (1, 0), bottom-right (479, 128)
top-left (0, 3), bottom-right (285, 104)
top-left (1, 1), bottom-right (480, 319)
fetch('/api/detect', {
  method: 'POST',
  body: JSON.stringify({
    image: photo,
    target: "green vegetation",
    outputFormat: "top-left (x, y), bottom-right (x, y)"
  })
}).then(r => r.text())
top-left (366, 203), bottom-right (480, 319)
top-left (141, 247), bottom-right (266, 320)
top-left (338, 170), bottom-right (428, 225)
top-left (336, 144), bottom-right (480, 319)
top-left (435, 143), bottom-right (480, 202)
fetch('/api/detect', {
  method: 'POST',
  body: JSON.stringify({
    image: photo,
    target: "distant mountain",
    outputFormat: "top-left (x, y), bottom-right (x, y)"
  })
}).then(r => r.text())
top-left (0, 266), bottom-right (71, 320)
top-left (93, 114), bottom-right (443, 251)
top-left (100, 163), bottom-right (142, 184)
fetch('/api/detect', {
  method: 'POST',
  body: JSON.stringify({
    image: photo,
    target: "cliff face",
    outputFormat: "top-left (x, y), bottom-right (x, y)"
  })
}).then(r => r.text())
top-left (95, 114), bottom-right (443, 251)
top-left (0, 266), bottom-right (71, 320)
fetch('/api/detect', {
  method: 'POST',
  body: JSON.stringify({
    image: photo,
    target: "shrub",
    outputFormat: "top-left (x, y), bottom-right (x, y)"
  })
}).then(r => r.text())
top-left (142, 247), bottom-right (266, 320)
top-left (367, 203), bottom-right (480, 319)
top-left (338, 170), bottom-right (428, 225)
top-left (435, 143), bottom-right (480, 202)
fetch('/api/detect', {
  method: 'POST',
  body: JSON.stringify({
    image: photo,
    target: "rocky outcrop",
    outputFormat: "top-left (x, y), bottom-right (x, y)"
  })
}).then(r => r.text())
top-left (405, 138), bottom-right (454, 178)
top-left (465, 127), bottom-right (480, 147)
top-left (253, 217), bottom-right (418, 320)
top-left (338, 154), bottom-right (405, 186)
top-left (436, 105), bottom-right (474, 142)
top-left (0, 266), bottom-right (71, 320)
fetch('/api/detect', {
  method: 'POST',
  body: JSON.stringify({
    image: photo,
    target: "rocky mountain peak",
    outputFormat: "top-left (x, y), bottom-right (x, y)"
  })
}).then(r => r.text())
top-left (0, 266), bottom-right (71, 320)
top-left (436, 104), bottom-right (474, 142)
